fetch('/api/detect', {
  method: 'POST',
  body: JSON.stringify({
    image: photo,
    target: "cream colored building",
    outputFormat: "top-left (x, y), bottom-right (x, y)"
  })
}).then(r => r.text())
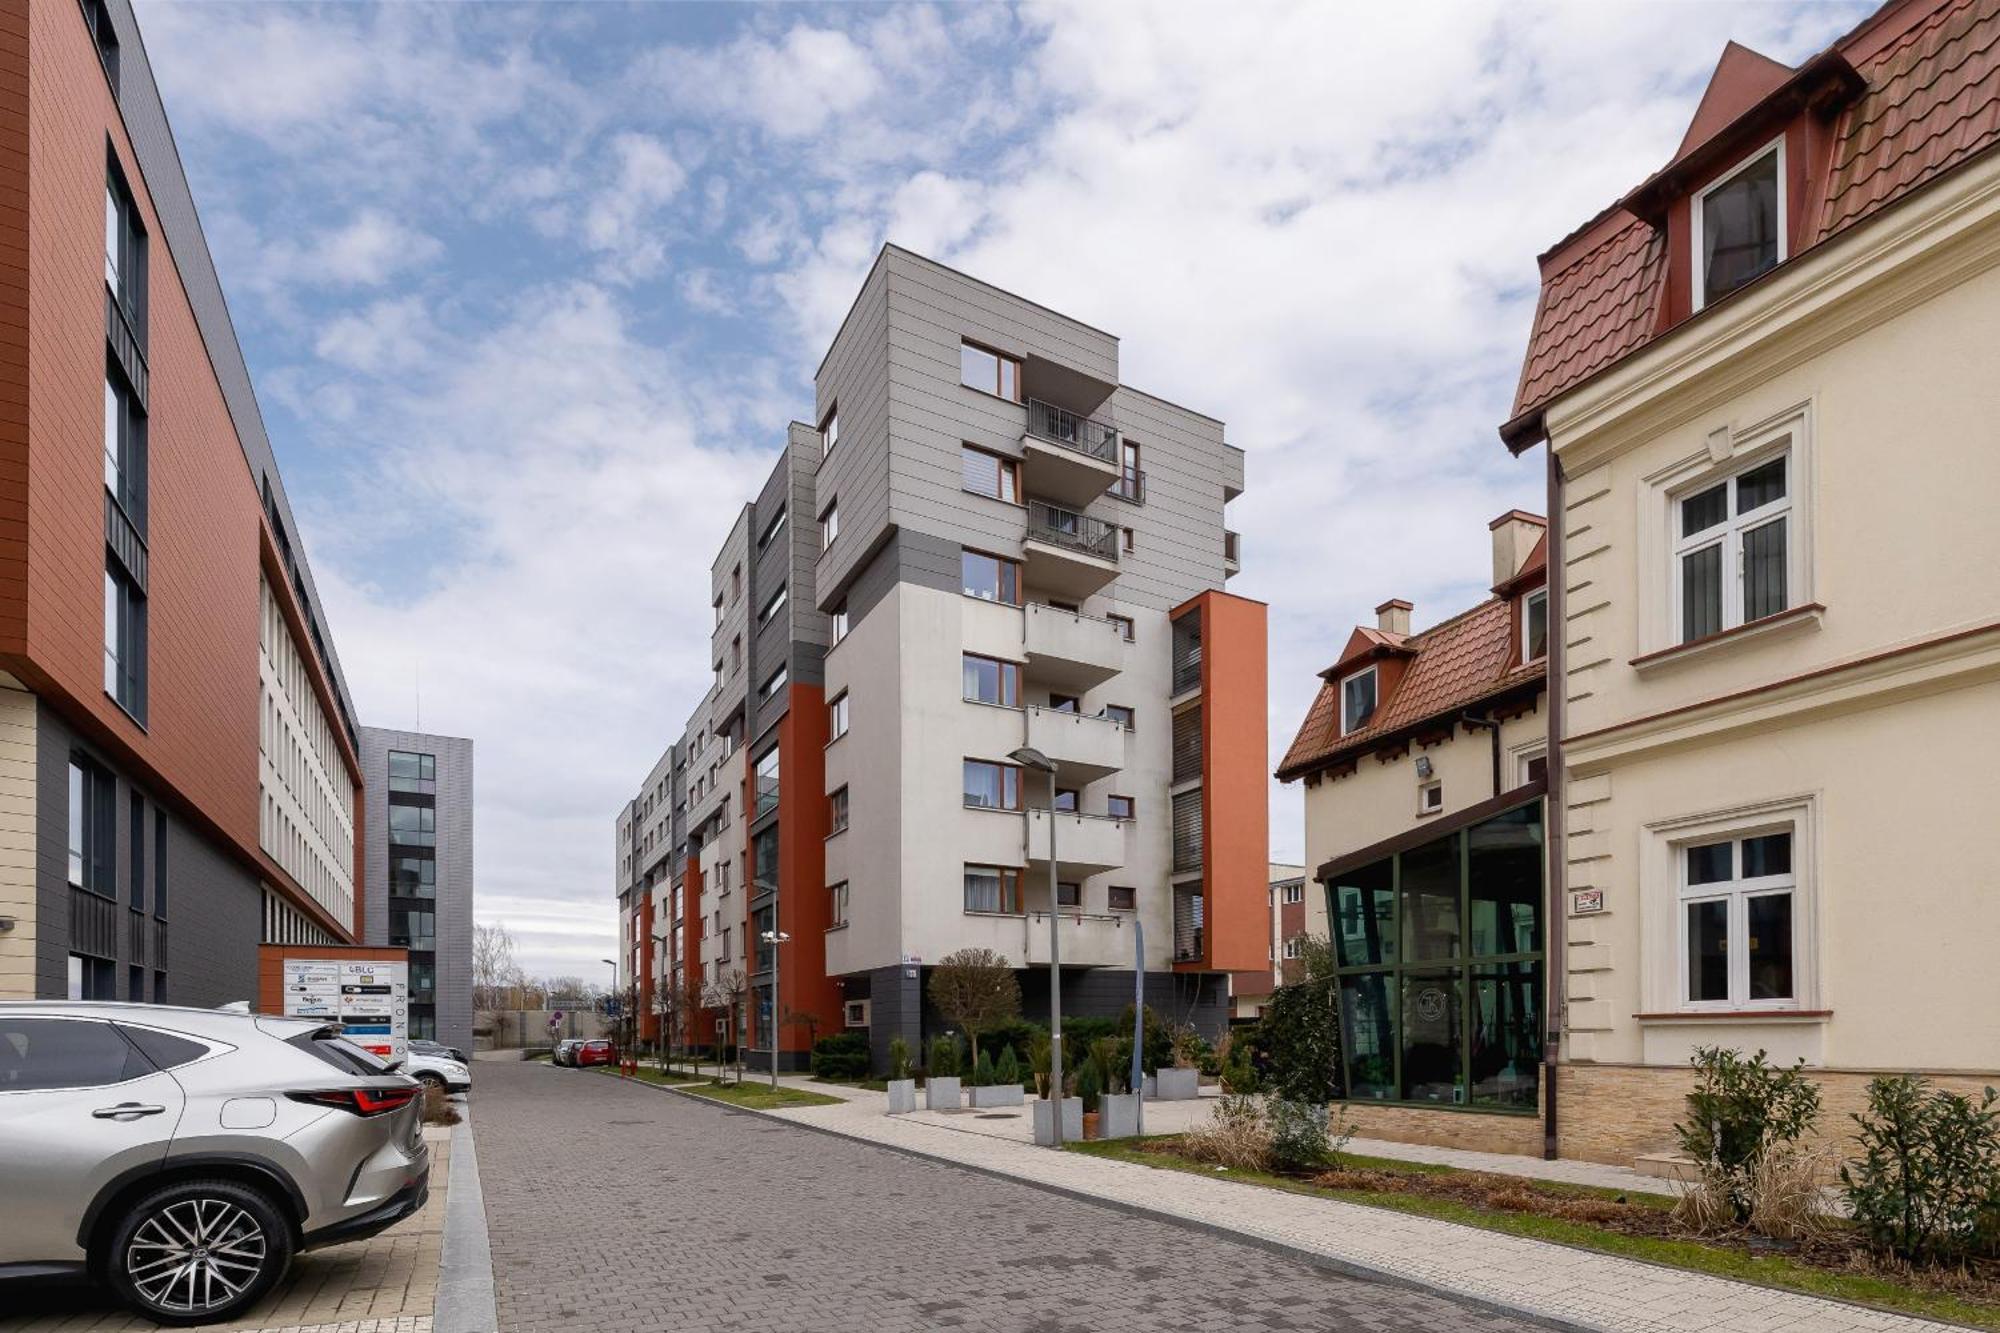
top-left (1504, 5), bottom-right (2000, 1166)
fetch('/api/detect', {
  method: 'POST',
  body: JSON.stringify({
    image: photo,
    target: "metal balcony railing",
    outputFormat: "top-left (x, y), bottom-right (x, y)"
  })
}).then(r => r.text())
top-left (1173, 887), bottom-right (1205, 963)
top-left (1025, 399), bottom-right (1118, 463)
top-left (1027, 501), bottom-right (1119, 562)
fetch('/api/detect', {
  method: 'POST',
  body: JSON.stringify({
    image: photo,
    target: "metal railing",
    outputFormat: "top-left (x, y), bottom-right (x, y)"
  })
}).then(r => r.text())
top-left (1025, 398), bottom-right (1118, 462)
top-left (1027, 501), bottom-right (1119, 562)
top-left (1173, 887), bottom-right (1205, 963)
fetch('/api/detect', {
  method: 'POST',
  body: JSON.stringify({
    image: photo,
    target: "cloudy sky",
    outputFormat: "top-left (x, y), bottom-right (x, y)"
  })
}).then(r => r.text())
top-left (138, 0), bottom-right (1867, 980)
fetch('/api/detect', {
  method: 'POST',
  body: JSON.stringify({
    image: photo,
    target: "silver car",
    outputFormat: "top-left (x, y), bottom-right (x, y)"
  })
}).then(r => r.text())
top-left (0, 1001), bottom-right (431, 1326)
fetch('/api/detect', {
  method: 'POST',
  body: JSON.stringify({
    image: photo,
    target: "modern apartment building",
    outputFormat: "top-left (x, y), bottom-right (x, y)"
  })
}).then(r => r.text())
top-left (1226, 863), bottom-right (1306, 1023)
top-left (359, 727), bottom-right (473, 1053)
top-left (618, 246), bottom-right (1268, 1071)
top-left (0, 0), bottom-right (365, 1004)
top-left (1504, 0), bottom-right (2000, 1166)
top-left (1278, 512), bottom-right (1549, 1154)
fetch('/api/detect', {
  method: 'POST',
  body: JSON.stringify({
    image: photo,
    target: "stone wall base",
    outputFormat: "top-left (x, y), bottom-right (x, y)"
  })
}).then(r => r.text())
top-left (1339, 1102), bottom-right (1544, 1157)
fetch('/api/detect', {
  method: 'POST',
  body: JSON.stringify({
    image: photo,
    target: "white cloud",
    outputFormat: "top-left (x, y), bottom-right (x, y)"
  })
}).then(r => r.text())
top-left (641, 23), bottom-right (883, 139)
top-left (578, 132), bottom-right (688, 280)
top-left (313, 295), bottom-right (432, 374)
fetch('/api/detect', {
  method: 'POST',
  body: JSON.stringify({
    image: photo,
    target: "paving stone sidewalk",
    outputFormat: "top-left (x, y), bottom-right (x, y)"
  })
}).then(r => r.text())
top-left (754, 1082), bottom-right (1957, 1333)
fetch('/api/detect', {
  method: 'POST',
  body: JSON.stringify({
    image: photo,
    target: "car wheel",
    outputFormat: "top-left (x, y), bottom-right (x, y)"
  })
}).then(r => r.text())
top-left (416, 1071), bottom-right (446, 1092)
top-left (104, 1178), bottom-right (293, 1326)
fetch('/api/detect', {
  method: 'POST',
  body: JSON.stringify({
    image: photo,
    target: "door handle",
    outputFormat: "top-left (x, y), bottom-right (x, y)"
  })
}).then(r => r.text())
top-left (92, 1103), bottom-right (166, 1120)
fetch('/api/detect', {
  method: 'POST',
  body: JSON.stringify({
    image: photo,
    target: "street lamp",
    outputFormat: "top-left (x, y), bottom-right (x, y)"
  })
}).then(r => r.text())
top-left (760, 929), bottom-right (791, 1089)
top-left (1009, 744), bottom-right (1063, 1147)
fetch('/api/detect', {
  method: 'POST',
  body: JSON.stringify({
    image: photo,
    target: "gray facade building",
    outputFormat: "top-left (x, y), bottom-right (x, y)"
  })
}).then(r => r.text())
top-left (360, 728), bottom-right (475, 1053)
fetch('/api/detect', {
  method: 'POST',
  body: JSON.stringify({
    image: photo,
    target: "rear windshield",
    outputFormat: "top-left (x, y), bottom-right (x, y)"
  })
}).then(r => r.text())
top-left (288, 1029), bottom-right (393, 1076)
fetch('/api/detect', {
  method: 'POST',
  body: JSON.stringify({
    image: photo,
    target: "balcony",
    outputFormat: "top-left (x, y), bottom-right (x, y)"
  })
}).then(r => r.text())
top-left (1224, 529), bottom-right (1241, 575)
top-left (1024, 501), bottom-right (1119, 601)
top-left (1025, 704), bottom-right (1127, 783)
top-left (1025, 808), bottom-right (1128, 877)
top-left (1024, 602), bottom-right (1126, 691)
top-left (1025, 910), bottom-right (1136, 969)
top-left (1021, 399), bottom-right (1119, 509)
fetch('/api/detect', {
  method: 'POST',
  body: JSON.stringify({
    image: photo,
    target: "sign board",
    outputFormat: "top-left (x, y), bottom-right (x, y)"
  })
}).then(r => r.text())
top-left (1571, 889), bottom-right (1605, 915)
top-left (281, 957), bottom-right (409, 1063)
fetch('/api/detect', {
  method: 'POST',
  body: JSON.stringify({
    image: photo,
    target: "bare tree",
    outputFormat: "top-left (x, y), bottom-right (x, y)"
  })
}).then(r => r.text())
top-left (928, 947), bottom-right (1021, 1072)
top-left (473, 922), bottom-right (516, 1012)
top-left (704, 969), bottom-right (748, 1084)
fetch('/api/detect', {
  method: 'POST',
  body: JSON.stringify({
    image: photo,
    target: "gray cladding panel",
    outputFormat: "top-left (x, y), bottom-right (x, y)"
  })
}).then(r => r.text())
top-left (813, 260), bottom-right (893, 605)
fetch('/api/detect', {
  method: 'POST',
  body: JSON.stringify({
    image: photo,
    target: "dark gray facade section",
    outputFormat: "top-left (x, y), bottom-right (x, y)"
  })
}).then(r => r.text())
top-left (32, 697), bottom-right (258, 1007)
top-left (360, 727), bottom-right (475, 1055)
top-left (840, 528), bottom-right (960, 635)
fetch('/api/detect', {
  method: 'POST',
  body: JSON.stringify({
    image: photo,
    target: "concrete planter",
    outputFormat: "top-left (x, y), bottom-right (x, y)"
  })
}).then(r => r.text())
top-left (1153, 1067), bottom-right (1200, 1101)
top-left (1098, 1091), bottom-right (1141, 1140)
top-left (886, 1079), bottom-right (917, 1114)
top-left (969, 1083), bottom-right (1024, 1108)
top-left (1142, 1074), bottom-right (1156, 1099)
top-left (1033, 1096), bottom-right (1083, 1145)
top-left (925, 1076), bottom-right (962, 1111)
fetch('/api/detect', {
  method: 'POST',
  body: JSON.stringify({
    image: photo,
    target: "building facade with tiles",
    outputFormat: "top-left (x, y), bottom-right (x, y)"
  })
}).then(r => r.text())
top-left (1505, 0), bottom-right (2000, 1166)
top-left (1279, 512), bottom-right (1551, 1155)
top-left (617, 246), bottom-right (1269, 1072)
top-left (0, 0), bottom-right (367, 1006)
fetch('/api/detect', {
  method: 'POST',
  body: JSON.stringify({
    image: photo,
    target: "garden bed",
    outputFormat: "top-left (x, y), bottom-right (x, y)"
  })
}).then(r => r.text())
top-left (676, 1081), bottom-right (844, 1110)
top-left (1073, 1136), bottom-right (2000, 1329)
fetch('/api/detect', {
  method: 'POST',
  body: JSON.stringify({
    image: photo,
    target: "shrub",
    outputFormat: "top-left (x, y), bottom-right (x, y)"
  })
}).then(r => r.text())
top-left (1061, 1016), bottom-right (1119, 1065)
top-left (1673, 1046), bottom-right (1821, 1223)
top-left (1089, 1036), bottom-right (1124, 1095)
top-left (1075, 1058), bottom-right (1102, 1113)
top-left (1267, 1098), bottom-right (1331, 1172)
top-left (1182, 1094), bottom-right (1272, 1171)
top-left (421, 1083), bottom-right (461, 1126)
top-left (810, 1033), bottom-right (869, 1080)
top-left (973, 1047), bottom-right (995, 1089)
top-left (887, 1035), bottom-right (912, 1082)
top-left (1028, 1031), bottom-right (1053, 1097)
top-left (929, 1035), bottom-right (960, 1080)
top-left (1218, 1030), bottom-right (1262, 1095)
top-left (1748, 1145), bottom-right (1834, 1243)
top-left (1259, 979), bottom-right (1341, 1107)
top-left (1842, 1075), bottom-right (2000, 1265)
top-left (1168, 1022), bottom-right (1208, 1071)
top-left (995, 1045), bottom-right (1021, 1087)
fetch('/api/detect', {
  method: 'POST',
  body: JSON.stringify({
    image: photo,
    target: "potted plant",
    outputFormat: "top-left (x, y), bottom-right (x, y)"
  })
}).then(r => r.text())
top-left (925, 1034), bottom-right (962, 1111)
top-left (1076, 1060), bottom-right (1103, 1139)
top-left (886, 1035), bottom-right (917, 1114)
top-left (1033, 1067), bottom-right (1082, 1146)
top-left (971, 1045), bottom-right (1025, 1107)
top-left (1094, 1038), bottom-right (1141, 1138)
top-left (1155, 1023), bottom-right (1202, 1101)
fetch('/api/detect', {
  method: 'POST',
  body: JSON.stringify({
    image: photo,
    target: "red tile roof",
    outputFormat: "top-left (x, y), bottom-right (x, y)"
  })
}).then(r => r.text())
top-left (1507, 0), bottom-right (2000, 445)
top-left (1277, 597), bottom-right (1545, 780)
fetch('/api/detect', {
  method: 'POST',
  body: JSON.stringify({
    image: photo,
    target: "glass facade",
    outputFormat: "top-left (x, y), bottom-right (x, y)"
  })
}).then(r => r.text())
top-left (388, 749), bottom-right (440, 1042)
top-left (1329, 799), bottom-right (1544, 1112)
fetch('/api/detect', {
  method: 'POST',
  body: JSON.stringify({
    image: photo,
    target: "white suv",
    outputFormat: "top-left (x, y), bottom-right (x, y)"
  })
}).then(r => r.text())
top-left (401, 1047), bottom-right (470, 1094)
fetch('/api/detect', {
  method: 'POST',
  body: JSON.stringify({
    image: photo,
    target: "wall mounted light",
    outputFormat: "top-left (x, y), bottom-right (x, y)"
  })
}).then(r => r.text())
top-left (0, 915), bottom-right (15, 932)
top-left (1414, 755), bottom-right (1434, 780)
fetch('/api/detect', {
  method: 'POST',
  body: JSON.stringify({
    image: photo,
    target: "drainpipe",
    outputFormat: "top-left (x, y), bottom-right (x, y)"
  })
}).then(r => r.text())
top-left (1460, 712), bottom-right (1503, 799)
top-left (1543, 449), bottom-right (1567, 1161)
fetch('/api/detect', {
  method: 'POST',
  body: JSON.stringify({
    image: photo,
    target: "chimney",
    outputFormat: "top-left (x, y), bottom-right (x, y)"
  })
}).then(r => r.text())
top-left (1375, 598), bottom-right (1412, 637)
top-left (1489, 510), bottom-right (1548, 589)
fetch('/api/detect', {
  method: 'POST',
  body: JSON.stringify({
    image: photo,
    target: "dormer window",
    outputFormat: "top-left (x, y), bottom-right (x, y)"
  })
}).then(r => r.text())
top-left (1694, 140), bottom-right (1784, 310)
top-left (1340, 667), bottom-right (1378, 735)
top-left (1522, 588), bottom-right (1548, 662)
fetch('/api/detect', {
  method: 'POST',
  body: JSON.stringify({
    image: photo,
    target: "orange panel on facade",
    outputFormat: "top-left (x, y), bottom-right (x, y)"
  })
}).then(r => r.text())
top-left (1192, 590), bottom-right (1269, 974)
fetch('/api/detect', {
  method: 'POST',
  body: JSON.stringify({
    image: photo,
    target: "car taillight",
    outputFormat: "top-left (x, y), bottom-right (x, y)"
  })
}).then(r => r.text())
top-left (289, 1087), bottom-right (420, 1117)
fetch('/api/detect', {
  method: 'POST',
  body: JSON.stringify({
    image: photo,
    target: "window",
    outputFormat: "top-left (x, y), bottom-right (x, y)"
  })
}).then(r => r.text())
top-left (1108, 885), bottom-right (1136, 911)
top-left (1694, 142), bottom-right (1783, 310)
top-left (153, 808), bottom-right (167, 920)
top-left (1116, 441), bottom-right (1142, 502)
top-left (760, 664), bottom-right (789, 701)
top-left (1340, 668), bottom-right (1377, 734)
top-left (68, 759), bottom-right (115, 896)
top-left (714, 595), bottom-right (724, 628)
top-left (962, 653), bottom-right (1020, 707)
top-left (1053, 787), bottom-right (1079, 813)
top-left (960, 445), bottom-right (1021, 503)
top-left (759, 584), bottom-right (788, 626)
top-left (1106, 794), bottom-right (1134, 820)
top-left (827, 786), bottom-right (849, 834)
top-left (1418, 782), bottom-right (1443, 815)
top-left (1102, 704), bottom-right (1134, 731)
top-left (961, 550), bottom-right (1021, 605)
top-left (827, 691), bottom-right (848, 740)
top-left (820, 501), bottom-right (840, 551)
top-left (1283, 936), bottom-right (1305, 960)
top-left (963, 759), bottom-right (1021, 811)
top-left (0, 1017), bottom-right (144, 1090)
top-left (959, 341), bottom-right (1020, 401)
top-left (759, 506), bottom-right (788, 550)
top-left (754, 746), bottom-right (780, 816)
top-left (1675, 451), bottom-right (1790, 643)
top-left (964, 864), bottom-right (1021, 914)
top-left (731, 565), bottom-right (742, 603)
top-left (391, 908), bottom-right (435, 950)
top-left (391, 855), bottom-right (437, 897)
top-left (104, 561), bottom-right (146, 721)
top-left (820, 405), bottom-right (838, 458)
top-left (1680, 830), bottom-right (1795, 1009)
top-left (1328, 801), bottom-right (1544, 1109)
top-left (1057, 881), bottom-right (1081, 908)
top-left (84, 0), bottom-right (120, 85)
top-left (831, 602), bottom-right (849, 645)
top-left (388, 802), bottom-right (435, 847)
top-left (104, 163), bottom-right (145, 333)
top-left (1523, 588), bottom-right (1548, 662)
top-left (128, 792), bottom-right (145, 912)
top-left (103, 371), bottom-right (146, 529)
top-left (829, 881), bottom-right (849, 928)
top-left (388, 750), bottom-right (436, 793)
top-left (66, 954), bottom-right (118, 1002)
top-left (1108, 614), bottom-right (1135, 643)
top-left (1121, 526), bottom-right (1135, 554)
top-left (1281, 882), bottom-right (1305, 906)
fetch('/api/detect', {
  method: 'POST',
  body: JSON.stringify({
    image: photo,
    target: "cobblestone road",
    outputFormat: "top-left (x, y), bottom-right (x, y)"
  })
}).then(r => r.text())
top-left (474, 1061), bottom-right (1541, 1333)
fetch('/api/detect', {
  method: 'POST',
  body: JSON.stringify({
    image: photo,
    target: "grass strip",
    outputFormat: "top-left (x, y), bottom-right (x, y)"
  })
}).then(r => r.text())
top-left (675, 1080), bottom-right (845, 1110)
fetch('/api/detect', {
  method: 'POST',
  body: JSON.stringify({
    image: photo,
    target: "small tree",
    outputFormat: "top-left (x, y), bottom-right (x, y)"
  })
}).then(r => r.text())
top-left (928, 948), bottom-right (1021, 1073)
top-left (1674, 1047), bottom-right (1822, 1224)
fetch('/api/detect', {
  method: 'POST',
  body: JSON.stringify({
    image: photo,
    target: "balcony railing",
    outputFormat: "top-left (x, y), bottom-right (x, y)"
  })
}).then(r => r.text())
top-left (1025, 399), bottom-right (1117, 463)
top-left (1027, 501), bottom-right (1119, 562)
top-left (1173, 886), bottom-right (1205, 963)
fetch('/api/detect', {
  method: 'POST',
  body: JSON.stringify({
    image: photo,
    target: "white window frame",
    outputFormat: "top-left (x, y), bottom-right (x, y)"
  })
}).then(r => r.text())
top-left (1416, 780), bottom-right (1443, 816)
top-left (1637, 401), bottom-right (1815, 659)
top-left (1670, 449), bottom-right (1792, 645)
top-left (820, 500), bottom-right (839, 552)
top-left (1691, 137), bottom-right (1787, 314)
top-left (1642, 794), bottom-right (1817, 1015)
top-left (1281, 883), bottom-right (1304, 906)
top-left (760, 665), bottom-right (788, 701)
top-left (830, 603), bottom-right (849, 646)
top-left (758, 584), bottom-right (788, 626)
top-left (827, 691), bottom-right (848, 741)
top-left (1339, 666), bottom-right (1378, 735)
top-left (1677, 830), bottom-right (1798, 1013)
top-left (1522, 588), bottom-right (1548, 662)
top-left (821, 406), bottom-right (838, 458)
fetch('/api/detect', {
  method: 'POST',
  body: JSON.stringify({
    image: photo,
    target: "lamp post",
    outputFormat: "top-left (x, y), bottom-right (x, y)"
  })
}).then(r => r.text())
top-left (1008, 745), bottom-right (1063, 1147)
top-left (760, 930), bottom-right (791, 1089)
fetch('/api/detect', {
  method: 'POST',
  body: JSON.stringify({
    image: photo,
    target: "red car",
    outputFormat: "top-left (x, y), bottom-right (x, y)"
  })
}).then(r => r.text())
top-left (574, 1039), bottom-right (618, 1067)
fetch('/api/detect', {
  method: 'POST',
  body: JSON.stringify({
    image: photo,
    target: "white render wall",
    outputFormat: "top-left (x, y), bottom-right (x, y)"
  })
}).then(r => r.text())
top-left (257, 574), bottom-right (355, 930)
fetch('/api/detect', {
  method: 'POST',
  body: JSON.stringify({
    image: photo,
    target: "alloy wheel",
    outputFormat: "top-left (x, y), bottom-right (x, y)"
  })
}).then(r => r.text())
top-left (124, 1196), bottom-right (270, 1316)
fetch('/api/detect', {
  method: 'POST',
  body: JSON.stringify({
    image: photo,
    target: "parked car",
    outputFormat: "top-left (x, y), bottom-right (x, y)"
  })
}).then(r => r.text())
top-left (408, 1039), bottom-right (467, 1065)
top-left (0, 1001), bottom-right (429, 1326)
top-left (401, 1047), bottom-right (470, 1094)
top-left (574, 1039), bottom-right (617, 1068)
top-left (552, 1039), bottom-right (584, 1066)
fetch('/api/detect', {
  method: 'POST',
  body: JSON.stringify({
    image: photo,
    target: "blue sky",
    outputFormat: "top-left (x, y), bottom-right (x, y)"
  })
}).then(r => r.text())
top-left (138, 0), bottom-right (1868, 981)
